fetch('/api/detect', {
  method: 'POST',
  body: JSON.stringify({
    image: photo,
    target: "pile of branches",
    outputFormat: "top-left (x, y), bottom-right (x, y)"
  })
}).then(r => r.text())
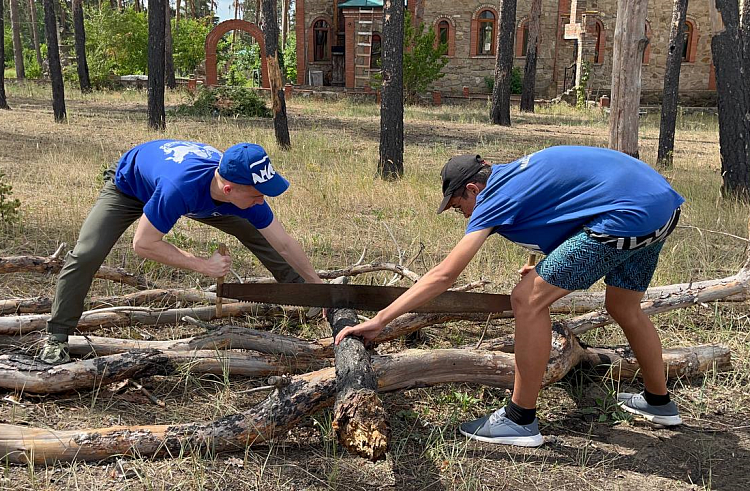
top-left (0, 244), bottom-right (746, 465)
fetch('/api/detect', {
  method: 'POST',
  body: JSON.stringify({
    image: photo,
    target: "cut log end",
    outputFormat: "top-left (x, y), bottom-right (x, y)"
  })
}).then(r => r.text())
top-left (333, 389), bottom-right (390, 461)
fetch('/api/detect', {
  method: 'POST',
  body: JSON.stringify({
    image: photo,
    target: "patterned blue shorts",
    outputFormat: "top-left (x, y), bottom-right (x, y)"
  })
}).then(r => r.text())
top-left (536, 230), bottom-right (665, 292)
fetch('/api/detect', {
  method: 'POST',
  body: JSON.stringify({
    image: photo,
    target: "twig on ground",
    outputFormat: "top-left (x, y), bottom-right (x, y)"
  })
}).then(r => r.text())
top-left (677, 225), bottom-right (750, 243)
top-left (128, 379), bottom-right (166, 408)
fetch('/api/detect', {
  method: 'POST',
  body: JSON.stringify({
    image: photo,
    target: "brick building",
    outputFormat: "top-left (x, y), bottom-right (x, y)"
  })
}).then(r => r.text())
top-left (295, 0), bottom-right (717, 104)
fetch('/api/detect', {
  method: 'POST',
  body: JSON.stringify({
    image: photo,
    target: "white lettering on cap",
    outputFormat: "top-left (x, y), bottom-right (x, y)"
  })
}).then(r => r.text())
top-left (249, 156), bottom-right (276, 184)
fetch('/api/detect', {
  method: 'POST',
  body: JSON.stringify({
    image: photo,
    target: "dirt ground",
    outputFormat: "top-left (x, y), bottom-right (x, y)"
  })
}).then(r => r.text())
top-left (0, 91), bottom-right (749, 490)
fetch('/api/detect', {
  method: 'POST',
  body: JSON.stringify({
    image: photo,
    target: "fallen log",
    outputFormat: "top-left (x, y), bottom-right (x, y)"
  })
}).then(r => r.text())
top-left (0, 288), bottom-right (220, 315)
top-left (0, 325), bottom-right (730, 464)
top-left (0, 325), bottom-right (332, 361)
top-left (0, 349), bottom-right (318, 393)
top-left (328, 308), bottom-right (389, 461)
top-left (0, 302), bottom-right (307, 336)
top-left (0, 254), bottom-right (157, 290)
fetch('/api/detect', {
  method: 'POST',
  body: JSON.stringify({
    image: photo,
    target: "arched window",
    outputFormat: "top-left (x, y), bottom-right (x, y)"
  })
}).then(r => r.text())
top-left (313, 20), bottom-right (330, 61)
top-left (438, 20), bottom-right (450, 46)
top-left (477, 9), bottom-right (496, 55)
top-left (594, 19), bottom-right (605, 64)
top-left (434, 17), bottom-right (455, 56)
top-left (642, 20), bottom-right (652, 65)
top-left (682, 20), bottom-right (696, 63)
top-left (370, 33), bottom-right (382, 69)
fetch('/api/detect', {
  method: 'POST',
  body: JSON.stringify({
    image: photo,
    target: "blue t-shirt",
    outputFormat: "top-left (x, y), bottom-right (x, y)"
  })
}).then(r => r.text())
top-left (114, 140), bottom-right (274, 234)
top-left (465, 146), bottom-right (685, 254)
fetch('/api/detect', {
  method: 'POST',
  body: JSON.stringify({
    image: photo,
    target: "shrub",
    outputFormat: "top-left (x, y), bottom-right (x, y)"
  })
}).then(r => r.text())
top-left (484, 67), bottom-right (523, 95)
top-left (175, 86), bottom-right (271, 118)
top-left (283, 33), bottom-right (296, 83)
top-left (0, 173), bottom-right (21, 225)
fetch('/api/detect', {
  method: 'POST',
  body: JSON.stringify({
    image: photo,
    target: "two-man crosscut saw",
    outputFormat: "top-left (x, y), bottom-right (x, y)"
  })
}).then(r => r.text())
top-left (216, 282), bottom-right (513, 313)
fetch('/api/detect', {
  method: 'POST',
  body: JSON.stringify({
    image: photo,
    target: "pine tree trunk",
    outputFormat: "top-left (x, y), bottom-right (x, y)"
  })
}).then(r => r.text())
top-left (0, 0), bottom-right (10, 109)
top-left (148, 0), bottom-right (166, 130)
top-left (281, 0), bottom-right (289, 47)
top-left (490, 0), bottom-right (517, 126)
top-left (608, 0), bottom-right (649, 158)
top-left (262, 0), bottom-right (292, 149)
top-left (28, 0), bottom-right (44, 74)
top-left (741, 0), bottom-right (750, 98)
top-left (43, 0), bottom-right (66, 121)
top-left (378, 0), bottom-right (404, 180)
top-left (520, 0), bottom-right (541, 112)
top-left (656, 0), bottom-right (688, 167)
top-left (165, 0), bottom-right (176, 89)
top-left (711, 0), bottom-right (750, 198)
top-left (9, 0), bottom-right (25, 79)
top-left (657, 0), bottom-right (689, 167)
top-left (72, 0), bottom-right (91, 92)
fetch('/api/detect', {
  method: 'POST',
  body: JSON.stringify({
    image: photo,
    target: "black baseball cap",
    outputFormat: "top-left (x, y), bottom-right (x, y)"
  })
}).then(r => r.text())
top-left (437, 154), bottom-right (486, 214)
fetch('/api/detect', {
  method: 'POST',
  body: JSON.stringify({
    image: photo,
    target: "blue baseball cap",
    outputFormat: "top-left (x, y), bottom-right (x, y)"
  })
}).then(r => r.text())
top-left (218, 143), bottom-right (290, 197)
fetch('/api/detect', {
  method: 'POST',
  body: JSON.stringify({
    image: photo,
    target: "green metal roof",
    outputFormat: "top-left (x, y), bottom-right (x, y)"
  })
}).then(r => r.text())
top-left (338, 0), bottom-right (383, 8)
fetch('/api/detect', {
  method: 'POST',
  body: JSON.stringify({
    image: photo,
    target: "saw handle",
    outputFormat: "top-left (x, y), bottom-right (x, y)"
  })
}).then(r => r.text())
top-left (216, 243), bottom-right (227, 318)
top-left (527, 253), bottom-right (537, 267)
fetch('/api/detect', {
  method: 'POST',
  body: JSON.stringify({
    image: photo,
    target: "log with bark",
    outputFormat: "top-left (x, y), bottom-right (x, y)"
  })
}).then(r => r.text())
top-left (0, 324), bottom-right (730, 464)
top-left (0, 348), bottom-right (318, 393)
top-left (328, 308), bottom-right (389, 461)
top-left (0, 301), bottom-right (307, 336)
top-left (0, 252), bottom-right (157, 290)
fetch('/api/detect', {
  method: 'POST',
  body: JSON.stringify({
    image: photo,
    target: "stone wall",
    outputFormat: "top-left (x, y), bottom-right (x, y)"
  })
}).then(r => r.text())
top-left (298, 0), bottom-right (717, 101)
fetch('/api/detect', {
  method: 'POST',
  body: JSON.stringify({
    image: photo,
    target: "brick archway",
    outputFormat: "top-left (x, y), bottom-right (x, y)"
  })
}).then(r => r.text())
top-left (205, 20), bottom-right (269, 88)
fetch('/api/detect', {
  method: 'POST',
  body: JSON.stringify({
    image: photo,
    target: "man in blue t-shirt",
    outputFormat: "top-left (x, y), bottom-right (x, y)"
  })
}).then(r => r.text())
top-left (40, 140), bottom-right (324, 364)
top-left (334, 146), bottom-right (684, 446)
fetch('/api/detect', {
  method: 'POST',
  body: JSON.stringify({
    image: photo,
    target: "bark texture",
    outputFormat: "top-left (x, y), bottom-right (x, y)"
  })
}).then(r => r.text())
top-left (328, 308), bottom-right (389, 461)
top-left (43, 0), bottom-right (66, 122)
top-left (148, 0), bottom-right (166, 130)
top-left (608, 0), bottom-right (649, 157)
top-left (0, 0), bottom-right (10, 110)
top-left (712, 0), bottom-right (750, 198)
top-left (490, 0), bottom-right (517, 125)
top-left (0, 253), bottom-right (157, 289)
top-left (9, 0), bottom-right (25, 79)
top-left (261, 0), bottom-right (291, 148)
top-left (378, 0), bottom-right (405, 180)
top-left (165, 0), bottom-right (176, 89)
top-left (72, 0), bottom-right (92, 93)
top-left (520, 0), bottom-right (541, 112)
top-left (657, 0), bottom-right (689, 167)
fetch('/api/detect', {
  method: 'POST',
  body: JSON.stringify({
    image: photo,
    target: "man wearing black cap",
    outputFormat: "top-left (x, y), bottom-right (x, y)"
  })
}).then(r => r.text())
top-left (335, 146), bottom-right (684, 446)
top-left (40, 139), bottom-right (323, 364)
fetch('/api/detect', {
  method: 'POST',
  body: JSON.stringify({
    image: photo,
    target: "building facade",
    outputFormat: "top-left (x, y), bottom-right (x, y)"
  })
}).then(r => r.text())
top-left (295, 0), bottom-right (717, 104)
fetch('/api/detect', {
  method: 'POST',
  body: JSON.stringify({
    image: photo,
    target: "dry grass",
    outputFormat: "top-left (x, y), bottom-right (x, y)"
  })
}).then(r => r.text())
top-left (0, 82), bottom-right (749, 490)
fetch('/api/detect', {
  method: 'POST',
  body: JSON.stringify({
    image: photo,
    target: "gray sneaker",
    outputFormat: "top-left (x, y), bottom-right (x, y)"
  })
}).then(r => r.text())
top-left (617, 392), bottom-right (682, 426)
top-left (39, 337), bottom-right (70, 365)
top-left (459, 407), bottom-right (544, 447)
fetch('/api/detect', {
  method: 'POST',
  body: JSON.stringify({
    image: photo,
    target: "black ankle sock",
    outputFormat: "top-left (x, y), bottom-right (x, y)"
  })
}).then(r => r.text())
top-left (643, 389), bottom-right (670, 406)
top-left (505, 400), bottom-right (536, 425)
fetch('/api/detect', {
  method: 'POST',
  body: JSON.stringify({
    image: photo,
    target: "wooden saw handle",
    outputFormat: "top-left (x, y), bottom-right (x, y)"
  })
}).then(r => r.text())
top-left (216, 243), bottom-right (227, 318)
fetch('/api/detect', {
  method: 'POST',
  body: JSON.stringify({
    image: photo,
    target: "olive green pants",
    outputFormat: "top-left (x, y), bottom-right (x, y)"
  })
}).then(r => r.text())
top-left (47, 169), bottom-right (302, 341)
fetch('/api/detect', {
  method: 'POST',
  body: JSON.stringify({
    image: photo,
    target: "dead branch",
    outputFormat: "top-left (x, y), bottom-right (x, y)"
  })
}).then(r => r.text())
top-left (328, 308), bottom-right (388, 461)
top-left (0, 349), bottom-right (318, 393)
top-left (0, 328), bottom-right (729, 464)
top-left (0, 302), bottom-right (307, 336)
top-left (0, 254), bottom-right (157, 290)
top-left (0, 325), bottom-right (331, 361)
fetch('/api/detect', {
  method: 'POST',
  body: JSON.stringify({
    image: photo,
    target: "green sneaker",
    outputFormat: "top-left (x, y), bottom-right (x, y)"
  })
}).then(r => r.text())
top-left (39, 337), bottom-right (70, 365)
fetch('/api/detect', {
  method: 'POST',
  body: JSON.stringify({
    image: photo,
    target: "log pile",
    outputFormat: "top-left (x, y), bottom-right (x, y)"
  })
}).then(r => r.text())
top-left (0, 248), bottom-right (746, 465)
